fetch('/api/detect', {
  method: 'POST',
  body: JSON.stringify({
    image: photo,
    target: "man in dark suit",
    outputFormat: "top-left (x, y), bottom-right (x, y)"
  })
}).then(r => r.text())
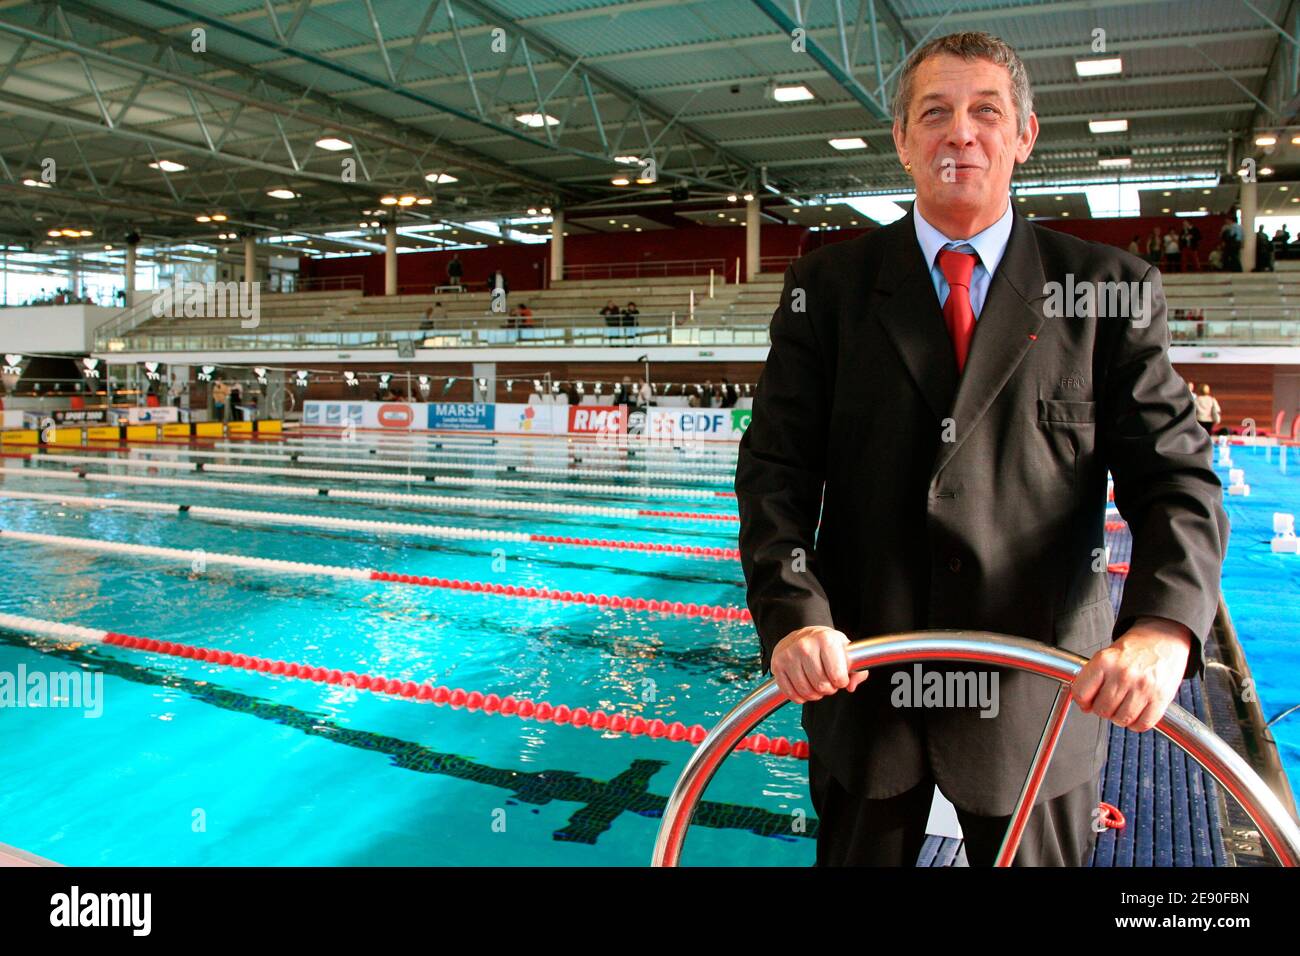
top-left (735, 31), bottom-right (1229, 866)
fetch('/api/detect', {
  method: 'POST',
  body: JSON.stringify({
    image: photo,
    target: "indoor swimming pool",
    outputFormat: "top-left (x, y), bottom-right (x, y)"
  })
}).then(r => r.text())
top-left (0, 434), bottom-right (810, 866)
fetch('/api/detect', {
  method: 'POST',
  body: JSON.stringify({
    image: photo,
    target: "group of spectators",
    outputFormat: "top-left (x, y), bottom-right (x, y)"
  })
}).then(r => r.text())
top-left (599, 300), bottom-right (640, 328)
top-left (1128, 221), bottom-right (1204, 272)
top-left (1128, 219), bottom-right (1296, 273)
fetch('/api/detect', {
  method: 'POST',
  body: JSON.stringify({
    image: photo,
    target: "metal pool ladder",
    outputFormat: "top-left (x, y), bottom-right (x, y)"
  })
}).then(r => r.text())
top-left (652, 631), bottom-right (1300, 866)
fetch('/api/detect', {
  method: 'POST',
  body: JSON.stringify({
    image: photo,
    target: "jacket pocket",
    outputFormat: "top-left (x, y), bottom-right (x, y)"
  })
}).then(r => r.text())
top-left (1052, 596), bottom-right (1114, 659)
top-left (1037, 399), bottom-right (1097, 424)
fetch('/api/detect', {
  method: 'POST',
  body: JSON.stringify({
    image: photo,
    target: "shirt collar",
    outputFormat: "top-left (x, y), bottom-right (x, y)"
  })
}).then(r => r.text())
top-left (912, 198), bottom-right (1014, 278)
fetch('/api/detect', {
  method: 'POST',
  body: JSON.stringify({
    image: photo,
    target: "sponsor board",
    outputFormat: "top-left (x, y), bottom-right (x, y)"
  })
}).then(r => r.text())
top-left (731, 408), bottom-right (752, 437)
top-left (495, 403), bottom-right (555, 434)
top-left (302, 401), bottom-right (365, 428)
top-left (374, 404), bottom-right (414, 429)
top-left (48, 409), bottom-right (109, 425)
top-left (646, 408), bottom-right (736, 441)
top-left (127, 406), bottom-right (181, 424)
top-left (568, 405), bottom-right (626, 436)
top-left (428, 402), bottom-right (495, 431)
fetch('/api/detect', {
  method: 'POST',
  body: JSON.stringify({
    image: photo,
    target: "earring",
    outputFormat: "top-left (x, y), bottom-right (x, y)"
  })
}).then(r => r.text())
top-left (904, 162), bottom-right (912, 172)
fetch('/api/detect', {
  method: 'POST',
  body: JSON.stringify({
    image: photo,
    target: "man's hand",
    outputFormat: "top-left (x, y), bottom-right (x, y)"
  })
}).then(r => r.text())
top-left (1070, 616), bottom-right (1192, 732)
top-left (771, 626), bottom-right (869, 704)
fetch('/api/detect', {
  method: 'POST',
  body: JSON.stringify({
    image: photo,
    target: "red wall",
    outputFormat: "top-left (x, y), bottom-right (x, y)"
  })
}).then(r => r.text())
top-left (297, 215), bottom-right (1231, 295)
top-left (302, 244), bottom-right (548, 296)
top-left (1042, 214), bottom-right (1229, 254)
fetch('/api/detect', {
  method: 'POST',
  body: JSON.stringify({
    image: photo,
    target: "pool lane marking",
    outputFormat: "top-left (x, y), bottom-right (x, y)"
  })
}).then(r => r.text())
top-left (215, 439), bottom-right (741, 474)
top-left (0, 489), bottom-right (740, 560)
top-left (32, 453), bottom-right (731, 500)
top-left (0, 528), bottom-right (752, 620)
top-left (41, 446), bottom-right (734, 485)
top-left (0, 611), bottom-right (802, 761)
top-left (0, 465), bottom-right (738, 523)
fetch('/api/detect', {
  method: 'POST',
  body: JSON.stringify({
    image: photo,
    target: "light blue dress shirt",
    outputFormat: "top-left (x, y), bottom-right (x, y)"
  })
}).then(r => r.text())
top-left (912, 199), bottom-right (1014, 319)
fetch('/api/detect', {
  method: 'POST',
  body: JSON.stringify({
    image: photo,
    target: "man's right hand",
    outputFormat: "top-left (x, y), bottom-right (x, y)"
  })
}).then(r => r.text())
top-left (770, 626), bottom-right (869, 704)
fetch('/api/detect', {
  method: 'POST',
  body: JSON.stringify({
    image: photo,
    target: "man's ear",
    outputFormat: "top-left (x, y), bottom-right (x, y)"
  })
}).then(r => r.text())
top-left (1015, 112), bottom-right (1039, 165)
top-left (891, 119), bottom-right (908, 169)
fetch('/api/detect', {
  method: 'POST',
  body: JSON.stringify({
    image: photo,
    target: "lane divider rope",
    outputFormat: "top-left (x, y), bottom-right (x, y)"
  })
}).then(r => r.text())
top-left (431, 474), bottom-right (735, 500)
top-left (0, 489), bottom-right (740, 560)
top-left (33, 454), bottom-right (727, 500)
top-left (222, 439), bottom-right (740, 473)
top-left (0, 465), bottom-right (737, 523)
top-left (0, 528), bottom-right (751, 621)
top-left (0, 612), bottom-right (802, 760)
top-left (105, 446), bottom-right (734, 485)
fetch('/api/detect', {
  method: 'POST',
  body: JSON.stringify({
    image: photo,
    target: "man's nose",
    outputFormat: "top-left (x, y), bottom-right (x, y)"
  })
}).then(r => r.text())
top-left (944, 110), bottom-right (978, 148)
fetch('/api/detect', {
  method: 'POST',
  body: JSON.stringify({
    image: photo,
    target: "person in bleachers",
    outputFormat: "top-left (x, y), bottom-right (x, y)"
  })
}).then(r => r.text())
top-left (517, 302), bottom-right (534, 327)
top-left (1127, 235), bottom-right (1140, 256)
top-left (1195, 384), bottom-right (1222, 435)
top-left (1221, 216), bottom-right (1243, 271)
top-left (600, 299), bottom-right (620, 321)
top-left (1180, 221), bottom-right (1201, 272)
top-left (1274, 225), bottom-right (1291, 258)
top-left (447, 254), bottom-right (463, 288)
top-left (1255, 226), bottom-right (1274, 272)
top-left (720, 379), bottom-right (738, 408)
top-left (1146, 227), bottom-right (1163, 266)
top-left (419, 306), bottom-right (435, 331)
top-left (1207, 243), bottom-right (1223, 271)
top-left (1162, 228), bottom-right (1180, 272)
top-left (621, 301), bottom-right (640, 329)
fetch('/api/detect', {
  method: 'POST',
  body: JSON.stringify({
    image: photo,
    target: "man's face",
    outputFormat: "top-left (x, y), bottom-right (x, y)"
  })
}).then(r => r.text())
top-left (892, 54), bottom-right (1038, 223)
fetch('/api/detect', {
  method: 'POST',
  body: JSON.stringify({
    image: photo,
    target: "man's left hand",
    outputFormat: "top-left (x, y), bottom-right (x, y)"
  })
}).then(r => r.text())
top-left (1070, 616), bottom-right (1192, 733)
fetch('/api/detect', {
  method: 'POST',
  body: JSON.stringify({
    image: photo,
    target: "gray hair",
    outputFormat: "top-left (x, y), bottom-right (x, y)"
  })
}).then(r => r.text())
top-left (891, 31), bottom-right (1033, 135)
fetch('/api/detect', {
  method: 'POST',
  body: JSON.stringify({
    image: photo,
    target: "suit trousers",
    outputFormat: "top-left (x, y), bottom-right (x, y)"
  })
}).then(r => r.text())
top-left (808, 750), bottom-right (1101, 866)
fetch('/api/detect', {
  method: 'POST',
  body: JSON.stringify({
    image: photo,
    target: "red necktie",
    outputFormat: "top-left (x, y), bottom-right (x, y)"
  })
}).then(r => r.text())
top-left (937, 248), bottom-right (977, 373)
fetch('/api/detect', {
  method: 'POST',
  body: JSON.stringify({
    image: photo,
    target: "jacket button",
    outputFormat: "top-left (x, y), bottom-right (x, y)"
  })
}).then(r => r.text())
top-left (948, 556), bottom-right (962, 573)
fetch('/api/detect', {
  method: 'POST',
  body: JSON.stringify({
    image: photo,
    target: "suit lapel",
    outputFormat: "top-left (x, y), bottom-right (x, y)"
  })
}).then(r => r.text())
top-left (931, 209), bottom-right (1048, 476)
top-left (872, 216), bottom-right (959, 424)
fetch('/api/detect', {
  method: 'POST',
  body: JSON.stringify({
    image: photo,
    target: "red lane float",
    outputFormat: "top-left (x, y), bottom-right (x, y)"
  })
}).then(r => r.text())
top-left (526, 532), bottom-right (739, 561)
top-left (365, 569), bottom-right (752, 621)
top-left (1106, 562), bottom-right (1130, 575)
top-left (95, 630), bottom-right (806, 761)
top-left (638, 508), bottom-right (738, 523)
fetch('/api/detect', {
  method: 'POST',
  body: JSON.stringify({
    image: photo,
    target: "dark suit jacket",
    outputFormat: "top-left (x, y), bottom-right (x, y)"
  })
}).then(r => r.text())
top-left (735, 207), bottom-right (1230, 816)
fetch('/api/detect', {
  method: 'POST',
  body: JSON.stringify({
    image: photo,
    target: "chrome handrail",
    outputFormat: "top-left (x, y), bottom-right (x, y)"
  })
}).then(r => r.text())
top-left (651, 632), bottom-right (1300, 866)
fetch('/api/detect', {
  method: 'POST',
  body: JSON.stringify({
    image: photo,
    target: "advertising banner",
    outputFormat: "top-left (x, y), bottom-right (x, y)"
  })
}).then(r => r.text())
top-left (494, 403), bottom-right (556, 434)
top-left (646, 408), bottom-right (735, 442)
top-left (568, 405), bottom-right (626, 437)
top-left (427, 402), bottom-right (495, 431)
top-left (302, 401), bottom-right (365, 428)
top-left (127, 406), bottom-right (181, 424)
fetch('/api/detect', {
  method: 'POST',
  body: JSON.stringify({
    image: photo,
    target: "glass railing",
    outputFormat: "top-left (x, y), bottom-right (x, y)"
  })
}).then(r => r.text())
top-left (93, 305), bottom-right (1300, 352)
top-left (97, 311), bottom-right (776, 352)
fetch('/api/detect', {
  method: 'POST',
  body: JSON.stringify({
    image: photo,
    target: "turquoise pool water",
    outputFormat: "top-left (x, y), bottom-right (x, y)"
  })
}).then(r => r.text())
top-left (1210, 442), bottom-right (1300, 802)
top-left (0, 437), bottom-right (810, 866)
